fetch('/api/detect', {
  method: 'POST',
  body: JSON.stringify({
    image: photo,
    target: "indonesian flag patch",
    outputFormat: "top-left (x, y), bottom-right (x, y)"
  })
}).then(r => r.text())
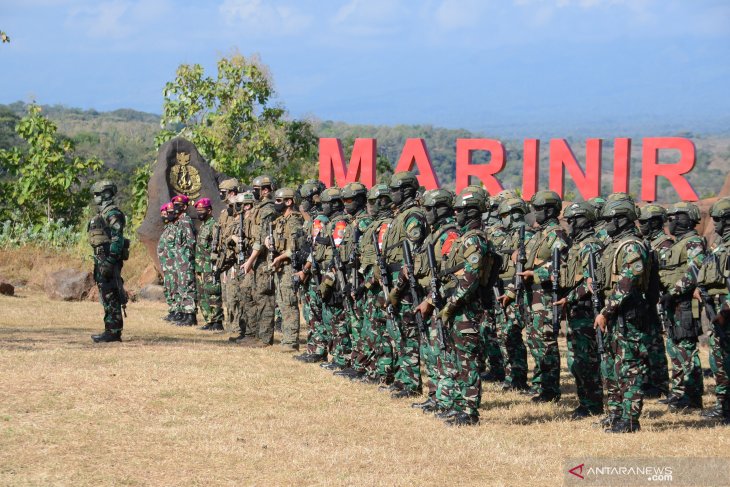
top-left (377, 223), bottom-right (390, 251)
top-left (333, 220), bottom-right (348, 247)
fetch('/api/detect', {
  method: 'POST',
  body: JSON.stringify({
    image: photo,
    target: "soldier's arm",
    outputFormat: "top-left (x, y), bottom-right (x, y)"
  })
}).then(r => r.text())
top-left (601, 242), bottom-right (646, 318)
top-left (671, 238), bottom-right (706, 296)
top-left (533, 231), bottom-right (566, 284)
top-left (447, 235), bottom-right (484, 307)
top-left (106, 210), bottom-right (125, 264)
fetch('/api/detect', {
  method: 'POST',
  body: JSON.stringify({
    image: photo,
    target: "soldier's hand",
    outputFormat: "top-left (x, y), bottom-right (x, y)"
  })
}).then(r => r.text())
top-left (265, 236), bottom-right (274, 250)
top-left (296, 271), bottom-right (306, 282)
top-left (440, 303), bottom-right (456, 323)
top-left (388, 288), bottom-right (400, 306)
top-left (99, 260), bottom-right (114, 279)
top-left (693, 288), bottom-right (701, 301)
top-left (498, 295), bottom-right (512, 307)
top-left (414, 300), bottom-right (434, 318)
top-left (511, 249), bottom-right (518, 264)
top-left (243, 260), bottom-right (253, 275)
top-left (713, 310), bottom-right (727, 327)
top-left (553, 297), bottom-right (567, 306)
top-left (517, 270), bottom-right (534, 282)
top-left (594, 313), bottom-right (607, 333)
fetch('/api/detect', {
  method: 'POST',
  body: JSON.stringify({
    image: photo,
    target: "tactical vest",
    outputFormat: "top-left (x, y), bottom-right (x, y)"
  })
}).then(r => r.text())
top-left (498, 225), bottom-right (534, 280)
top-left (414, 220), bottom-right (458, 289)
top-left (382, 202), bottom-right (426, 266)
top-left (359, 216), bottom-right (391, 268)
top-left (88, 214), bottom-right (111, 248)
top-left (314, 213), bottom-right (350, 264)
top-left (525, 221), bottom-right (567, 270)
top-left (339, 211), bottom-right (371, 267)
top-left (600, 235), bottom-right (649, 294)
top-left (273, 211), bottom-right (304, 255)
top-left (441, 227), bottom-right (494, 299)
top-left (564, 235), bottom-right (603, 293)
top-left (88, 205), bottom-right (128, 260)
top-left (698, 242), bottom-right (730, 297)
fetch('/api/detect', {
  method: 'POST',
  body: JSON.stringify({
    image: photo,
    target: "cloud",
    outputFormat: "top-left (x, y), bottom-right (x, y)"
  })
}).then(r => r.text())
top-left (329, 0), bottom-right (408, 36)
top-left (66, 0), bottom-right (173, 40)
top-left (434, 0), bottom-right (489, 30)
top-left (219, 0), bottom-right (312, 36)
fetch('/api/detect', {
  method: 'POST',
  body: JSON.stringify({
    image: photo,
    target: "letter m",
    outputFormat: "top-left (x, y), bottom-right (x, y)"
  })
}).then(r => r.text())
top-left (319, 138), bottom-right (376, 188)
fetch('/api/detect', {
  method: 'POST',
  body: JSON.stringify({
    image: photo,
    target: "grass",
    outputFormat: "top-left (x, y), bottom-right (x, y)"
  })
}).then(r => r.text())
top-left (1, 290), bottom-right (728, 486)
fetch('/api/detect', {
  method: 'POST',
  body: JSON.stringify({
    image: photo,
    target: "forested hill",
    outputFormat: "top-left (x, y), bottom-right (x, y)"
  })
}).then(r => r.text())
top-left (2, 102), bottom-right (729, 203)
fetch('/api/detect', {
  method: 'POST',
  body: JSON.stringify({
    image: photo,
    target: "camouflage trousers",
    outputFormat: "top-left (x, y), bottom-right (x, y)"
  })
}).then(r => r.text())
top-left (196, 271), bottom-right (223, 326)
top-left (303, 278), bottom-right (327, 357)
top-left (708, 321), bottom-right (730, 411)
top-left (349, 295), bottom-right (367, 373)
top-left (421, 316), bottom-right (447, 398)
top-left (229, 270), bottom-right (252, 336)
top-left (221, 277), bottom-right (237, 333)
top-left (240, 264), bottom-right (275, 345)
top-left (94, 263), bottom-right (123, 333)
top-left (495, 300), bottom-right (528, 387)
top-left (173, 259), bottom-right (197, 314)
top-left (435, 309), bottom-right (482, 416)
top-left (163, 269), bottom-right (175, 313)
top-left (644, 310), bottom-right (669, 393)
top-left (274, 267), bottom-right (300, 349)
top-left (362, 286), bottom-right (395, 381)
top-left (392, 294), bottom-right (422, 393)
top-left (324, 300), bottom-right (349, 367)
top-left (605, 319), bottom-right (649, 422)
top-left (525, 286), bottom-right (561, 397)
top-left (566, 314), bottom-right (603, 411)
top-left (666, 336), bottom-right (704, 401)
top-left (479, 310), bottom-right (505, 380)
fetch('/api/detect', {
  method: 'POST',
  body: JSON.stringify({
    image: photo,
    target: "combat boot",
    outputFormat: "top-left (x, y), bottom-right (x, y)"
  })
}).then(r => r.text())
top-left (642, 385), bottom-right (666, 398)
top-left (301, 354), bottom-right (327, 363)
top-left (357, 375), bottom-right (380, 385)
top-left (411, 398), bottom-right (436, 409)
top-left (91, 330), bottom-right (122, 343)
top-left (445, 412), bottom-right (479, 426)
top-left (594, 413), bottom-right (621, 429)
top-left (658, 394), bottom-right (680, 405)
top-left (668, 396), bottom-right (703, 413)
top-left (333, 367), bottom-right (358, 377)
top-left (531, 392), bottom-right (560, 403)
top-left (435, 409), bottom-right (458, 420)
top-left (391, 388), bottom-right (422, 399)
top-left (501, 380), bottom-right (530, 392)
top-left (570, 406), bottom-right (602, 420)
top-left (209, 322), bottom-right (224, 332)
top-left (199, 323), bottom-right (213, 331)
top-left (177, 313), bottom-right (198, 326)
top-left (169, 311), bottom-right (184, 323)
top-left (162, 312), bottom-right (175, 321)
top-left (606, 418), bottom-right (641, 433)
top-left (320, 362), bottom-right (342, 370)
top-left (481, 370), bottom-right (505, 383)
top-left (700, 403), bottom-right (727, 419)
top-left (422, 401), bottom-right (443, 414)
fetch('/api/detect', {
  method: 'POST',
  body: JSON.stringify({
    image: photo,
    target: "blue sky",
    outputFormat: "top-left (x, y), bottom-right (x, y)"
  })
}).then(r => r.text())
top-left (1, 0), bottom-right (729, 136)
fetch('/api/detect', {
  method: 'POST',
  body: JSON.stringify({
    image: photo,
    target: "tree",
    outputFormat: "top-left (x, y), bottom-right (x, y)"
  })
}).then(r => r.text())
top-left (158, 53), bottom-right (317, 186)
top-left (1, 31), bottom-right (9, 43)
top-left (0, 104), bottom-right (103, 224)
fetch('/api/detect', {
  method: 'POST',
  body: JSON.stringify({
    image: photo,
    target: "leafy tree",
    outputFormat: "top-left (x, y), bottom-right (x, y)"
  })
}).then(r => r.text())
top-left (158, 53), bottom-right (317, 186)
top-left (1, 31), bottom-right (9, 43)
top-left (0, 104), bottom-right (102, 224)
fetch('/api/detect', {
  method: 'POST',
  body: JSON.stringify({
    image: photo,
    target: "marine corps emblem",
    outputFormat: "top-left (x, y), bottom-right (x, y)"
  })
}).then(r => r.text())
top-left (169, 152), bottom-right (202, 199)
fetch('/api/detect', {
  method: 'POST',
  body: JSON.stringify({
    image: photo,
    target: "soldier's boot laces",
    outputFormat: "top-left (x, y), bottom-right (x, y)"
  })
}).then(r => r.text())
top-left (91, 330), bottom-right (122, 343)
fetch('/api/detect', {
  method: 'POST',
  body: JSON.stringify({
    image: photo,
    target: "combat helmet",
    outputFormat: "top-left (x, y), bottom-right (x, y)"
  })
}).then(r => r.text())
top-left (454, 189), bottom-right (488, 212)
top-left (341, 182), bottom-right (368, 199)
top-left (563, 201), bottom-right (596, 221)
top-left (304, 179), bottom-right (326, 194)
top-left (253, 175), bottom-right (277, 190)
top-left (299, 182), bottom-right (320, 199)
top-left (710, 197), bottom-right (730, 219)
top-left (638, 204), bottom-right (667, 222)
top-left (91, 180), bottom-right (117, 196)
top-left (498, 197), bottom-right (529, 216)
top-left (218, 178), bottom-right (239, 192)
top-left (367, 184), bottom-right (391, 201)
top-left (422, 188), bottom-right (454, 208)
top-left (320, 187), bottom-right (342, 203)
top-left (601, 199), bottom-right (639, 221)
top-left (240, 191), bottom-right (256, 205)
top-left (389, 171), bottom-right (419, 189)
top-left (530, 190), bottom-right (562, 209)
top-left (275, 187), bottom-right (300, 205)
top-left (667, 202), bottom-right (701, 223)
top-left (588, 196), bottom-right (606, 214)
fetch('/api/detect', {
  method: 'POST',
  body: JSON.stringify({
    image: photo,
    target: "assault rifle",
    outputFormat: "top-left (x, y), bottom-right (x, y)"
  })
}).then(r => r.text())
top-left (329, 233), bottom-right (353, 313)
top-left (551, 246), bottom-right (561, 335)
top-left (310, 233), bottom-right (321, 288)
top-left (266, 219), bottom-right (275, 292)
top-left (211, 224), bottom-right (221, 282)
top-left (236, 212), bottom-right (245, 264)
top-left (372, 231), bottom-right (396, 321)
top-left (402, 240), bottom-right (425, 336)
top-left (349, 225), bottom-right (361, 293)
top-left (426, 242), bottom-right (446, 346)
top-left (689, 260), bottom-right (719, 325)
top-left (587, 251), bottom-right (605, 355)
top-left (515, 225), bottom-right (527, 321)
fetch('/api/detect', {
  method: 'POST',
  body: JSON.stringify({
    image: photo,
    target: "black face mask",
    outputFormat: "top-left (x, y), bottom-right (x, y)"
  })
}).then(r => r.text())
top-left (161, 215), bottom-right (173, 224)
top-left (668, 214), bottom-right (692, 237)
top-left (301, 199), bottom-right (313, 213)
top-left (219, 191), bottom-right (228, 201)
top-left (568, 217), bottom-right (590, 238)
top-left (274, 202), bottom-right (286, 214)
top-left (252, 188), bottom-right (261, 201)
top-left (391, 188), bottom-right (403, 206)
top-left (713, 219), bottom-right (724, 236)
top-left (426, 207), bottom-right (437, 226)
top-left (605, 217), bottom-right (627, 237)
top-left (638, 222), bottom-right (651, 237)
top-left (196, 211), bottom-right (208, 221)
top-left (226, 207), bottom-right (234, 217)
top-left (534, 207), bottom-right (548, 225)
top-left (322, 202), bottom-right (333, 217)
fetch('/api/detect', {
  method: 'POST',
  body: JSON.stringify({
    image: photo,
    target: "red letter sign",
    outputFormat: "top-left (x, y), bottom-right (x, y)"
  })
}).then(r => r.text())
top-left (319, 138), bottom-right (376, 188)
top-left (393, 138), bottom-right (440, 190)
top-left (549, 138), bottom-right (602, 199)
top-left (522, 139), bottom-right (540, 201)
top-left (455, 139), bottom-right (505, 194)
top-left (612, 138), bottom-right (631, 193)
top-left (641, 137), bottom-right (698, 201)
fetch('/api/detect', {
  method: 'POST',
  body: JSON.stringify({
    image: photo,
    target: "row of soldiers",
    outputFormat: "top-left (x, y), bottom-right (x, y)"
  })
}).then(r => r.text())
top-left (161, 172), bottom-right (730, 431)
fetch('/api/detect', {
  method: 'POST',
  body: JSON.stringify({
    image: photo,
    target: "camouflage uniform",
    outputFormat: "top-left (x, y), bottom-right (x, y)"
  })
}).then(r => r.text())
top-left (562, 202), bottom-right (604, 416)
top-left (157, 207), bottom-right (176, 315)
top-left (194, 213), bottom-right (223, 328)
top-left (271, 190), bottom-right (305, 351)
top-left (521, 191), bottom-right (570, 400)
top-left (88, 181), bottom-right (127, 341)
top-left (598, 199), bottom-right (651, 432)
top-left (660, 203), bottom-right (706, 408)
top-left (383, 172), bottom-right (429, 395)
top-left (171, 210), bottom-right (197, 315)
top-left (303, 214), bottom-right (329, 359)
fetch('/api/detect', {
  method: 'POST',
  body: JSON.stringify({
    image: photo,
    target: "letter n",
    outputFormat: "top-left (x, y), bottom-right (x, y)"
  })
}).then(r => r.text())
top-left (549, 138), bottom-right (602, 199)
top-left (319, 138), bottom-right (376, 188)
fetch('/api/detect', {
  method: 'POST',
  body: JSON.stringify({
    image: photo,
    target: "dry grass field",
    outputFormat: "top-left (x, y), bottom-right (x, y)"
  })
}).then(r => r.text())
top-left (1, 290), bottom-right (729, 486)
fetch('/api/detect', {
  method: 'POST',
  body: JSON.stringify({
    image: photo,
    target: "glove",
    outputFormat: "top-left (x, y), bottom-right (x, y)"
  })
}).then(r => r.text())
top-left (439, 302), bottom-right (456, 323)
top-left (388, 287), bottom-right (401, 306)
top-left (319, 280), bottom-right (333, 301)
top-left (99, 259), bottom-right (114, 279)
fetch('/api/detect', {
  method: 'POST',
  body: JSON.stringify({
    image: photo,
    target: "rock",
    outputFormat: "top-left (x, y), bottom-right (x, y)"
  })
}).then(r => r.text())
top-left (138, 263), bottom-right (161, 287)
top-left (0, 281), bottom-right (14, 296)
top-left (87, 286), bottom-right (99, 302)
top-left (137, 137), bottom-right (226, 274)
top-left (44, 269), bottom-right (94, 301)
top-left (138, 284), bottom-right (166, 302)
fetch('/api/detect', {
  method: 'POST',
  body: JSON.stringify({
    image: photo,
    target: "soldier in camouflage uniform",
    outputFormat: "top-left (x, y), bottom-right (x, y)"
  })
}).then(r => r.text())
top-left (557, 202), bottom-right (604, 418)
top-left (411, 188), bottom-right (459, 411)
top-left (588, 196), bottom-right (610, 246)
top-left (431, 189), bottom-right (493, 425)
top-left (594, 198), bottom-right (650, 433)
top-left (193, 198), bottom-right (223, 331)
top-left (158, 202), bottom-right (177, 321)
top-left (354, 185), bottom-right (395, 384)
top-left (332, 182), bottom-right (372, 379)
top-left (222, 192), bottom-right (255, 339)
top-left (317, 188), bottom-right (353, 369)
top-left (696, 197), bottom-right (730, 425)
top-left (509, 190), bottom-right (570, 402)
top-left (493, 196), bottom-right (532, 391)
top-left (637, 204), bottom-right (672, 397)
top-left (659, 202), bottom-right (706, 412)
top-left (268, 188), bottom-right (305, 351)
top-left (383, 171), bottom-right (429, 398)
top-left (238, 176), bottom-right (277, 347)
top-left (88, 180), bottom-right (127, 343)
top-left (294, 181), bottom-right (328, 362)
top-left (214, 178), bottom-right (240, 332)
top-left (170, 194), bottom-right (198, 326)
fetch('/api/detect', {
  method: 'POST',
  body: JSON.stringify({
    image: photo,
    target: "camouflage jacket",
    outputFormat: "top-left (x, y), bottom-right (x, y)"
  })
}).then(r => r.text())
top-left (599, 228), bottom-right (649, 319)
top-left (194, 217), bottom-right (216, 274)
